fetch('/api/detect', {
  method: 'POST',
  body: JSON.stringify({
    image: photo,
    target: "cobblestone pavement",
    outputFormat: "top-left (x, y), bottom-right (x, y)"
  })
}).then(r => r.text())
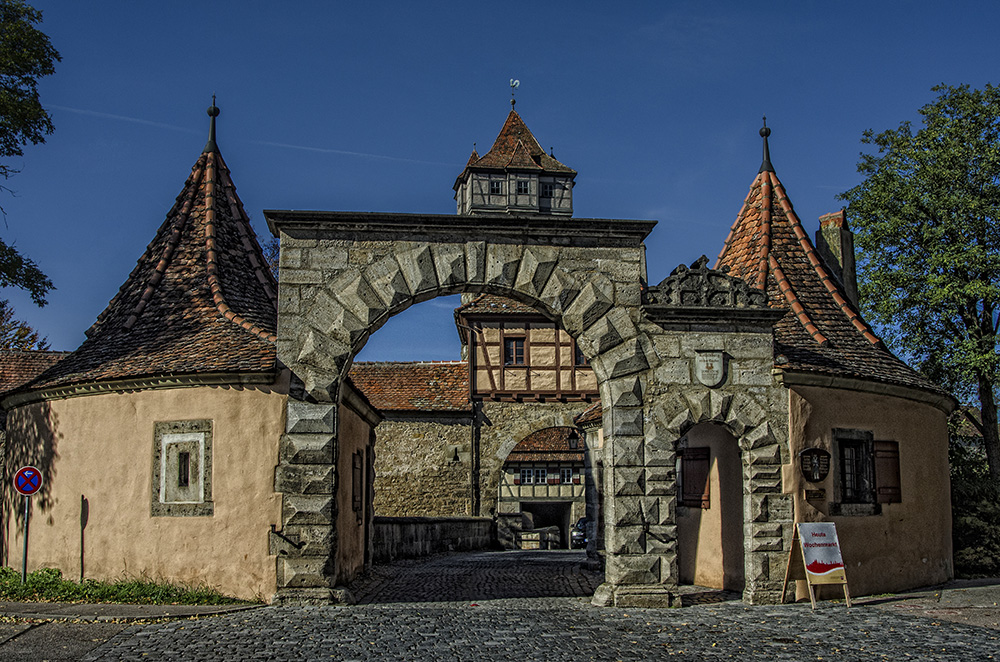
top-left (75, 550), bottom-right (999, 661)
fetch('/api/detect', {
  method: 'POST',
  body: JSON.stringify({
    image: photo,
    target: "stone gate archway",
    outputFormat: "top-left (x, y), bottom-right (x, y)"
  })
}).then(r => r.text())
top-left (265, 210), bottom-right (790, 606)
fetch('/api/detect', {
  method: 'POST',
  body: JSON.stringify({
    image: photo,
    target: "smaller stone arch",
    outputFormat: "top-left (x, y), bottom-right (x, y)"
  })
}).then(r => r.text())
top-left (494, 413), bottom-right (588, 461)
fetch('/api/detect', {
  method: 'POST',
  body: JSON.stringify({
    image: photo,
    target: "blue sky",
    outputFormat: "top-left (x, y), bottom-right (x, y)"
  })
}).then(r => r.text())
top-left (3, 1), bottom-right (999, 361)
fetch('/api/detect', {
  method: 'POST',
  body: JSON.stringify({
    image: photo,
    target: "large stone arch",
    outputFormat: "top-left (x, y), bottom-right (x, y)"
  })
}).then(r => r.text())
top-left (266, 211), bottom-right (661, 604)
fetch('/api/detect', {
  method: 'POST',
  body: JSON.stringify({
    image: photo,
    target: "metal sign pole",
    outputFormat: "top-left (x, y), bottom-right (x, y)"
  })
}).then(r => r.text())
top-left (21, 496), bottom-right (29, 584)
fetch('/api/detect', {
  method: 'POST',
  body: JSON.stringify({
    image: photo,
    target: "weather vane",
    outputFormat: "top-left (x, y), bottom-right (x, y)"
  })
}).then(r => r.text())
top-left (510, 78), bottom-right (520, 108)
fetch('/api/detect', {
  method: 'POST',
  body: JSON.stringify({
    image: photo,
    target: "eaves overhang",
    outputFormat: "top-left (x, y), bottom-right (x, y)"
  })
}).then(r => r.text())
top-left (774, 368), bottom-right (958, 415)
top-left (2, 370), bottom-right (280, 409)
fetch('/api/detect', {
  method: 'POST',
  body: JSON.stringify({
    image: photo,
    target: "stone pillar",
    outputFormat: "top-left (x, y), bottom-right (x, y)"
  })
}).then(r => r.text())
top-left (271, 398), bottom-right (341, 604)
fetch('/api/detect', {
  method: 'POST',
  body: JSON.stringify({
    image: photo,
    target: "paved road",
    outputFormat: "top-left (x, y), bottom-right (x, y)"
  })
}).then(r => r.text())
top-left (2, 550), bottom-right (998, 661)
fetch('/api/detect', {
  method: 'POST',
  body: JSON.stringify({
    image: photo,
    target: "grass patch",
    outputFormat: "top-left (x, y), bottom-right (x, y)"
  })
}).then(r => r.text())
top-left (0, 567), bottom-right (254, 605)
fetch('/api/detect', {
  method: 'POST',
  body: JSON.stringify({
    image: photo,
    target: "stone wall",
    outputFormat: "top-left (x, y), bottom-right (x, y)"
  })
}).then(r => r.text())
top-left (373, 415), bottom-right (473, 517)
top-left (372, 516), bottom-right (495, 563)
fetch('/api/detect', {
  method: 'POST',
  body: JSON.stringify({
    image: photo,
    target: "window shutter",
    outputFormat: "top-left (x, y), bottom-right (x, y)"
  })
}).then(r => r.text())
top-left (875, 440), bottom-right (901, 504)
top-left (681, 447), bottom-right (711, 509)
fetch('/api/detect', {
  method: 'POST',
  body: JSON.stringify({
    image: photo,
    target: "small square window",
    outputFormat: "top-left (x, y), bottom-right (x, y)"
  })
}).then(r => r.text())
top-left (533, 468), bottom-right (547, 484)
top-left (560, 468), bottom-right (573, 484)
top-left (504, 337), bottom-right (525, 365)
top-left (516, 180), bottom-right (529, 195)
top-left (541, 182), bottom-right (554, 198)
top-left (520, 468), bottom-right (533, 484)
top-left (152, 419), bottom-right (213, 517)
top-left (490, 180), bottom-right (502, 195)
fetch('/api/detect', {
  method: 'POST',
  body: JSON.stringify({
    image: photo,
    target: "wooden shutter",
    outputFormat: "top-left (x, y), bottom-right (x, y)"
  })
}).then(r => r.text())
top-left (681, 447), bottom-right (711, 509)
top-left (875, 440), bottom-right (901, 503)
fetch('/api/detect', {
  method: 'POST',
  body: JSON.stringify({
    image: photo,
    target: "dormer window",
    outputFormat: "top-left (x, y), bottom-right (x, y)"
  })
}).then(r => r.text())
top-left (516, 180), bottom-right (529, 195)
top-left (490, 180), bottom-right (502, 195)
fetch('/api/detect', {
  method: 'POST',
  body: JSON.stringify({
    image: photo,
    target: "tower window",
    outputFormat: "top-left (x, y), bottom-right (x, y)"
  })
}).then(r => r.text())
top-left (516, 180), bottom-right (529, 195)
top-left (490, 180), bottom-right (502, 195)
top-left (541, 182), bottom-right (554, 198)
top-left (504, 337), bottom-right (525, 365)
top-left (178, 452), bottom-right (190, 487)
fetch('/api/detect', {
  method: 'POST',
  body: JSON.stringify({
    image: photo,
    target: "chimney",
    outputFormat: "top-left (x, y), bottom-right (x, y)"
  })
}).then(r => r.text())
top-left (815, 209), bottom-right (859, 308)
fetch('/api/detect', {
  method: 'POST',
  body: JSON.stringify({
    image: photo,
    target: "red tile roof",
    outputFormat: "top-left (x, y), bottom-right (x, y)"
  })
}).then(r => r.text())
top-left (714, 142), bottom-right (946, 395)
top-left (575, 402), bottom-right (602, 426)
top-left (17, 107), bottom-right (279, 393)
top-left (505, 426), bottom-right (585, 463)
top-left (0, 350), bottom-right (69, 394)
top-left (348, 361), bottom-right (470, 412)
top-left (454, 110), bottom-right (576, 187)
top-left (454, 293), bottom-right (540, 316)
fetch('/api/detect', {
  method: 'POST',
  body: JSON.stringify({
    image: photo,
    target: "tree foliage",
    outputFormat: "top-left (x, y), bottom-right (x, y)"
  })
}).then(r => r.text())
top-left (0, 0), bottom-right (57, 305)
top-left (840, 84), bottom-right (1000, 488)
top-left (0, 297), bottom-right (46, 349)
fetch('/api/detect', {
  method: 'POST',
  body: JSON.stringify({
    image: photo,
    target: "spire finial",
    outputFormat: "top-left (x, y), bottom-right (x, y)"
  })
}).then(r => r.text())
top-left (758, 115), bottom-right (774, 173)
top-left (204, 95), bottom-right (220, 153)
top-left (510, 78), bottom-right (520, 109)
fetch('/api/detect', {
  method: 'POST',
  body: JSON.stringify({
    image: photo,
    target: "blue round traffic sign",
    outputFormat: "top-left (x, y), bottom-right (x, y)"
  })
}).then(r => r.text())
top-left (14, 466), bottom-right (42, 496)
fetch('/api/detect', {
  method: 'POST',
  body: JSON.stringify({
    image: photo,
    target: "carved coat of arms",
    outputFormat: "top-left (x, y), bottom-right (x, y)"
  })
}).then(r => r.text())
top-left (695, 350), bottom-right (726, 387)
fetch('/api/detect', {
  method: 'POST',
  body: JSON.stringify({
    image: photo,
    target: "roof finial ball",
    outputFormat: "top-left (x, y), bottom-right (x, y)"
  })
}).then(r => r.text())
top-left (758, 115), bottom-right (774, 173)
top-left (204, 95), bottom-right (220, 153)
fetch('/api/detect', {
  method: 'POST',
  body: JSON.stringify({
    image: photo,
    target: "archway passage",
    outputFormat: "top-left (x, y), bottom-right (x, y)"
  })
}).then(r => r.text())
top-left (498, 426), bottom-right (588, 551)
top-left (266, 209), bottom-right (659, 605)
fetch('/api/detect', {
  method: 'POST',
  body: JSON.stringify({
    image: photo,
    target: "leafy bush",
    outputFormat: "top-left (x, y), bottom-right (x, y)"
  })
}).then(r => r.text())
top-left (0, 567), bottom-right (253, 605)
top-left (950, 439), bottom-right (1000, 577)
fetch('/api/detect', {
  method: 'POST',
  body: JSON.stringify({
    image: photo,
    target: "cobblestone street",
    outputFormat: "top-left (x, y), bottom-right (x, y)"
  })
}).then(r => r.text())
top-left (74, 550), bottom-right (999, 661)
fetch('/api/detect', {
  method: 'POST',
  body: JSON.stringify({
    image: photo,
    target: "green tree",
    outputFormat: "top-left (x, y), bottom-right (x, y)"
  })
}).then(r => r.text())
top-left (840, 84), bottom-right (1000, 489)
top-left (0, 298), bottom-right (46, 349)
top-left (0, 0), bottom-right (57, 305)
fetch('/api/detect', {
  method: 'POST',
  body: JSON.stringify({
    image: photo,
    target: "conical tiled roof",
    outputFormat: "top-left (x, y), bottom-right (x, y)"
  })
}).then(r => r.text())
top-left (714, 127), bottom-right (946, 396)
top-left (454, 110), bottom-right (575, 187)
top-left (20, 105), bottom-right (278, 392)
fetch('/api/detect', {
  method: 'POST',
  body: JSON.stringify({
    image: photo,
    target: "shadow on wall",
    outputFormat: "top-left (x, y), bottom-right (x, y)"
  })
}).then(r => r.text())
top-left (1, 401), bottom-right (59, 565)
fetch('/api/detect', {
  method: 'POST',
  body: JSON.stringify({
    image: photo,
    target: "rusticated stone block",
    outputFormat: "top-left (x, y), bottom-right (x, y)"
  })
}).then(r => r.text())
top-left (275, 556), bottom-right (333, 589)
top-left (644, 466), bottom-right (674, 496)
top-left (562, 280), bottom-right (614, 336)
top-left (281, 524), bottom-right (335, 557)
top-left (365, 254), bottom-right (410, 309)
top-left (642, 526), bottom-right (677, 555)
top-left (514, 246), bottom-right (558, 298)
top-left (397, 245), bottom-right (438, 295)
top-left (286, 402), bottom-right (337, 434)
top-left (612, 436), bottom-right (643, 466)
top-left (464, 241), bottom-right (486, 284)
top-left (308, 290), bottom-right (367, 347)
top-left (432, 243), bottom-right (466, 287)
top-left (329, 272), bottom-right (384, 325)
top-left (609, 406), bottom-right (643, 437)
top-left (280, 433), bottom-right (334, 464)
top-left (538, 267), bottom-right (581, 317)
top-left (748, 536), bottom-right (784, 552)
top-left (609, 375), bottom-right (644, 408)
top-left (274, 463), bottom-right (335, 495)
top-left (613, 466), bottom-right (644, 497)
top-left (577, 307), bottom-right (637, 358)
top-left (282, 494), bottom-right (335, 526)
top-left (605, 552), bottom-right (659, 585)
top-left (485, 243), bottom-right (523, 289)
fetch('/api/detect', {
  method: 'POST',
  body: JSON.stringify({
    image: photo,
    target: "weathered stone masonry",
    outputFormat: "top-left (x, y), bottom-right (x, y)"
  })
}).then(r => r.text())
top-left (265, 210), bottom-right (793, 606)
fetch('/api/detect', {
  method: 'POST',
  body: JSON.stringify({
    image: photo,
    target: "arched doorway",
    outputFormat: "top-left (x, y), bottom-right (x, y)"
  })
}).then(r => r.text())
top-left (676, 422), bottom-right (745, 592)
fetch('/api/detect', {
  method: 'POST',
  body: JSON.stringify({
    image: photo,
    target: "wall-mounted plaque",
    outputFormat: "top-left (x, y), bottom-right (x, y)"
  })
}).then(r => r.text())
top-left (695, 350), bottom-right (726, 388)
top-left (799, 448), bottom-right (831, 483)
top-left (805, 489), bottom-right (826, 501)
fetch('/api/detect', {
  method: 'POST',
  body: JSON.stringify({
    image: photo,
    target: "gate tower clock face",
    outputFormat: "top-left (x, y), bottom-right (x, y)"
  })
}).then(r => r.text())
top-left (799, 448), bottom-right (831, 483)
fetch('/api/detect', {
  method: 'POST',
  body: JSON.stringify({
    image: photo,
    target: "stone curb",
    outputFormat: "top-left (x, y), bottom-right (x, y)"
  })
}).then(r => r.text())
top-left (0, 601), bottom-right (263, 623)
